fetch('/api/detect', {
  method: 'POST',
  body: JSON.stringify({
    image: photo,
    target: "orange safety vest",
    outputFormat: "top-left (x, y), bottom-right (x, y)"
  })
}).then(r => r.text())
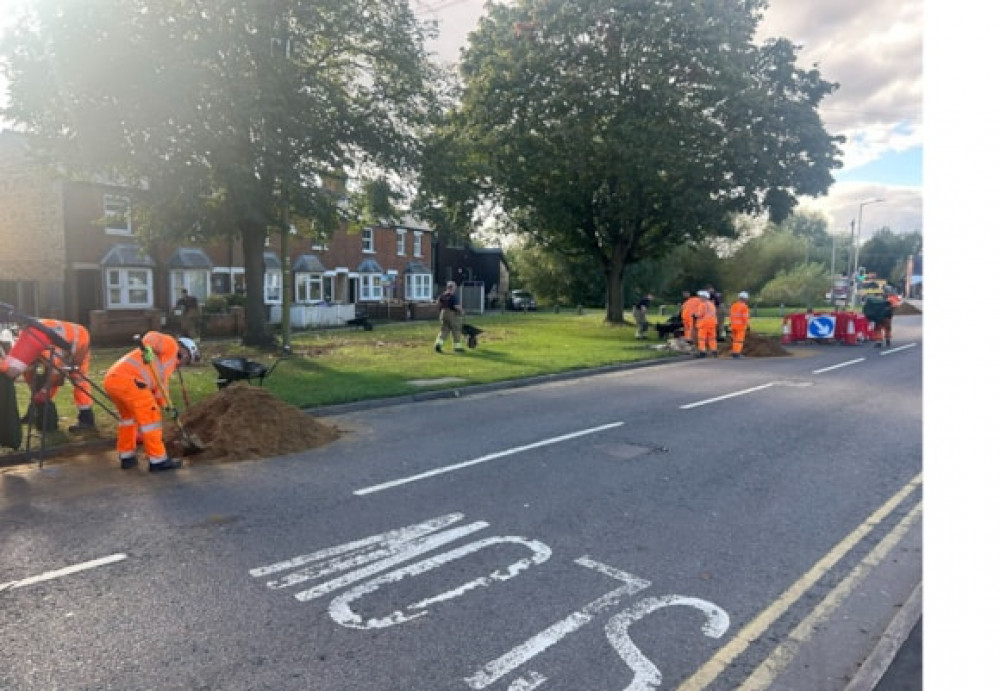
top-left (681, 297), bottom-right (700, 321)
top-left (729, 301), bottom-right (749, 328)
top-left (106, 331), bottom-right (178, 406)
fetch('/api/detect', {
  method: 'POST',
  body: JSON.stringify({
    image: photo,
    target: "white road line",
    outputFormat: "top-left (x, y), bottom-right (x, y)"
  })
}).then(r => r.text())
top-left (812, 358), bottom-right (866, 374)
top-left (879, 342), bottom-right (917, 355)
top-left (0, 553), bottom-right (127, 593)
top-left (354, 422), bottom-right (625, 496)
top-left (679, 383), bottom-right (775, 410)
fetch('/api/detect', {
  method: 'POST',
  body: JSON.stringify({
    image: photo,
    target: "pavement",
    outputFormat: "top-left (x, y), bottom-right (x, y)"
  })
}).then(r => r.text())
top-left (1, 338), bottom-right (924, 689)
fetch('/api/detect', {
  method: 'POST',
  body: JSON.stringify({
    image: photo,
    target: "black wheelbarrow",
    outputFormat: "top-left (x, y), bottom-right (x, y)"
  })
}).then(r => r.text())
top-left (211, 357), bottom-right (283, 389)
top-left (462, 324), bottom-right (483, 349)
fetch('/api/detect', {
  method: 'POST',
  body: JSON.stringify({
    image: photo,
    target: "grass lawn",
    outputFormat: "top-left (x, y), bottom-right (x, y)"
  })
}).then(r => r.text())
top-left (3, 308), bottom-right (788, 452)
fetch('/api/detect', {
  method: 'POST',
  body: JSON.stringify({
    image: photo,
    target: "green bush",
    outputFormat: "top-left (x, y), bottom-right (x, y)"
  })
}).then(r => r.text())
top-left (203, 294), bottom-right (229, 314)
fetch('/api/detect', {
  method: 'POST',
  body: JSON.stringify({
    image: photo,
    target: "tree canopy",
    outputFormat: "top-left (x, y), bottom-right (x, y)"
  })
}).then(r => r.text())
top-left (1, 0), bottom-right (441, 344)
top-left (419, 0), bottom-right (843, 322)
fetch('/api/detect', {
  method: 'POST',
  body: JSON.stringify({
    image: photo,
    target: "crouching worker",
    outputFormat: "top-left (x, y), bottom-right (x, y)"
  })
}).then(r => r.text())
top-left (103, 333), bottom-right (199, 472)
top-left (0, 319), bottom-right (96, 432)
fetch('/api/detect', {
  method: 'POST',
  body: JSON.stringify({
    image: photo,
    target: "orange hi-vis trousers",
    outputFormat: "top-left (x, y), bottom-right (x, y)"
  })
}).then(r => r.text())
top-left (103, 353), bottom-right (168, 463)
top-left (697, 317), bottom-right (718, 353)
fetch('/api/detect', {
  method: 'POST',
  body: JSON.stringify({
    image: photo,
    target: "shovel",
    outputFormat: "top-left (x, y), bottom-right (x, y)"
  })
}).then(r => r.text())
top-left (147, 360), bottom-right (205, 454)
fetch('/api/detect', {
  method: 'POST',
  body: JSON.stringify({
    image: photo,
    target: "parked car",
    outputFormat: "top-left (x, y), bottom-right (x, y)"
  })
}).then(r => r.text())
top-left (508, 289), bottom-right (537, 311)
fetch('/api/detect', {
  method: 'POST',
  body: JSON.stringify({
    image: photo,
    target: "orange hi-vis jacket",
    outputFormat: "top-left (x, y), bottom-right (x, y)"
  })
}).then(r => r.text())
top-left (103, 332), bottom-right (180, 462)
top-left (729, 301), bottom-right (750, 329)
top-left (0, 319), bottom-right (92, 407)
top-left (694, 299), bottom-right (717, 325)
top-left (681, 296), bottom-right (700, 324)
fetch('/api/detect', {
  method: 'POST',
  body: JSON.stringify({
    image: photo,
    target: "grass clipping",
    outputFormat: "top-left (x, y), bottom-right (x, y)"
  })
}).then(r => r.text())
top-left (167, 384), bottom-right (340, 463)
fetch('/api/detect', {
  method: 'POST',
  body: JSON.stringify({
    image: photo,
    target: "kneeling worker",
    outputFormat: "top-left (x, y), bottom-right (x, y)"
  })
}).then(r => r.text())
top-left (103, 333), bottom-right (199, 472)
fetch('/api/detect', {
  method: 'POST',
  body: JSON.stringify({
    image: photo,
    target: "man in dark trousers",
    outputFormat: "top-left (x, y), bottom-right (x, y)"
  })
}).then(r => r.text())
top-left (434, 281), bottom-right (465, 353)
top-left (633, 292), bottom-right (653, 339)
top-left (175, 289), bottom-right (201, 341)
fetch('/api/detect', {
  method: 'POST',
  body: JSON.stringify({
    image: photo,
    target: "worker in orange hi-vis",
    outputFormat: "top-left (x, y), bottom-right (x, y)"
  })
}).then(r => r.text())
top-left (680, 290), bottom-right (700, 344)
top-left (693, 290), bottom-right (718, 358)
top-left (0, 318), bottom-right (96, 431)
top-left (102, 332), bottom-right (199, 472)
top-left (729, 291), bottom-right (751, 359)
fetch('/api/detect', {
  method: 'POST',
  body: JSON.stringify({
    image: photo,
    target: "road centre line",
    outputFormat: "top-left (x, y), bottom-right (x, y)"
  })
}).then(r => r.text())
top-left (679, 383), bottom-right (775, 409)
top-left (737, 501), bottom-right (923, 690)
top-left (354, 422), bottom-right (625, 496)
top-left (675, 472), bottom-right (923, 691)
top-left (812, 358), bottom-right (866, 374)
top-left (0, 553), bottom-right (127, 593)
top-left (879, 342), bottom-right (917, 355)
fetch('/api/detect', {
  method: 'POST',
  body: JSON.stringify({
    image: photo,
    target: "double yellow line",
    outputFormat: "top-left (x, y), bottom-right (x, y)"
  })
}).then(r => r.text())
top-left (677, 472), bottom-right (923, 691)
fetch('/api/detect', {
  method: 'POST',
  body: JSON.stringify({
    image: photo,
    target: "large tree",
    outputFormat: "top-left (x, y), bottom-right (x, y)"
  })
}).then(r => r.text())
top-left (1, 0), bottom-right (440, 345)
top-left (419, 0), bottom-right (842, 322)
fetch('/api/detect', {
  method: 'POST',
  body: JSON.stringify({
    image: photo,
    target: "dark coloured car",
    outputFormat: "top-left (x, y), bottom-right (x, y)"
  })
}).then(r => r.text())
top-left (508, 289), bottom-right (537, 311)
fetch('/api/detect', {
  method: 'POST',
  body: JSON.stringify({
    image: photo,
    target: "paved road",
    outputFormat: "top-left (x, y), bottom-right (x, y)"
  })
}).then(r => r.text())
top-left (1, 316), bottom-right (923, 690)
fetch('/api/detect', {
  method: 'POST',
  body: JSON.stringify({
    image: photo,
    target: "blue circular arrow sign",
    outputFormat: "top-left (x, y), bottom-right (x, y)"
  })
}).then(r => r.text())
top-left (807, 314), bottom-right (836, 339)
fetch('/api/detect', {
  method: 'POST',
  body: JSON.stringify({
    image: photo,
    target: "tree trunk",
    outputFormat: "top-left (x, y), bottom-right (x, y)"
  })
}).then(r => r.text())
top-left (603, 242), bottom-right (628, 324)
top-left (240, 220), bottom-right (276, 347)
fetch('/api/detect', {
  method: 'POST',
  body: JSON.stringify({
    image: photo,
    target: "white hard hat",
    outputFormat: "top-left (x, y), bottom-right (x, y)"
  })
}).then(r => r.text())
top-left (697, 290), bottom-right (710, 298)
top-left (738, 291), bottom-right (749, 299)
top-left (177, 337), bottom-right (200, 363)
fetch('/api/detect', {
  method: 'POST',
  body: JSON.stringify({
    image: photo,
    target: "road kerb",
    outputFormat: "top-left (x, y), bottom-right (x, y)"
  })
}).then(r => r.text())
top-left (843, 581), bottom-right (922, 691)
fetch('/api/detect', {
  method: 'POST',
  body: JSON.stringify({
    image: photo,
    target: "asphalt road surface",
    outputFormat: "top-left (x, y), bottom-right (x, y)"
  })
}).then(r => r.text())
top-left (1, 316), bottom-right (922, 690)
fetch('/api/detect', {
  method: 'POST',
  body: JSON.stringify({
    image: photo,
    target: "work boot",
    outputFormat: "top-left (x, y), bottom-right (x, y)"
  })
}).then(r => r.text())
top-left (731, 353), bottom-right (740, 359)
top-left (149, 458), bottom-right (183, 472)
top-left (886, 339), bottom-right (891, 347)
top-left (69, 408), bottom-right (96, 432)
top-left (434, 341), bottom-right (443, 353)
top-left (120, 455), bottom-right (138, 470)
top-left (695, 352), bottom-right (707, 359)
top-left (453, 344), bottom-right (465, 352)
top-left (711, 351), bottom-right (719, 358)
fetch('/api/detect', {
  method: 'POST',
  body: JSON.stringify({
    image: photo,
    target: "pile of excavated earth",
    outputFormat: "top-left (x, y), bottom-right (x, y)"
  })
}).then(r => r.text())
top-left (165, 384), bottom-right (340, 462)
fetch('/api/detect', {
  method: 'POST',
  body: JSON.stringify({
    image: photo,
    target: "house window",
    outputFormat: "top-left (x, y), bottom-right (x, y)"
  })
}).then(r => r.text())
top-left (362, 227), bottom-right (374, 253)
top-left (405, 273), bottom-right (432, 301)
top-left (171, 270), bottom-right (210, 307)
top-left (212, 267), bottom-right (245, 295)
top-left (104, 195), bottom-right (132, 235)
top-left (413, 231), bottom-right (423, 258)
top-left (360, 273), bottom-right (383, 301)
top-left (295, 273), bottom-right (323, 303)
top-left (264, 269), bottom-right (281, 304)
top-left (396, 229), bottom-right (406, 256)
top-left (106, 268), bottom-right (152, 308)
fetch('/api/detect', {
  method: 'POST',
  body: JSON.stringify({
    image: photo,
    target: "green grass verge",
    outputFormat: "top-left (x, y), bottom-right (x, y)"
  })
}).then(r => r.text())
top-left (4, 309), bottom-right (789, 451)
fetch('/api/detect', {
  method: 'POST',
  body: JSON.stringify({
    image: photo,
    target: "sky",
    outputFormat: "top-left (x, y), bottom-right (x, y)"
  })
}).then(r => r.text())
top-left (417, 0), bottom-right (924, 243)
top-left (0, 0), bottom-right (921, 242)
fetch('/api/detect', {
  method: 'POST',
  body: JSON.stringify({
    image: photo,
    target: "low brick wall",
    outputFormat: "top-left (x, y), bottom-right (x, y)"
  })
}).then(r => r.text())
top-left (89, 309), bottom-right (163, 347)
top-left (363, 302), bottom-right (438, 321)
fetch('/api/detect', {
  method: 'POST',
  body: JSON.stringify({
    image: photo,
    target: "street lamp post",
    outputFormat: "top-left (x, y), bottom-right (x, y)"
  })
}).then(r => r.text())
top-left (850, 198), bottom-right (885, 307)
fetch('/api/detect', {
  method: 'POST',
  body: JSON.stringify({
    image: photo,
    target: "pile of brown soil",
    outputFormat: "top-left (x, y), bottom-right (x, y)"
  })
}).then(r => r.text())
top-left (895, 301), bottom-right (922, 316)
top-left (720, 331), bottom-right (791, 357)
top-left (167, 384), bottom-right (340, 463)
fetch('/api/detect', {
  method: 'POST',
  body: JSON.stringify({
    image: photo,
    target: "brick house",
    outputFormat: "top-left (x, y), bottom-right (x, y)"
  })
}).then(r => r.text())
top-left (0, 130), bottom-right (442, 342)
